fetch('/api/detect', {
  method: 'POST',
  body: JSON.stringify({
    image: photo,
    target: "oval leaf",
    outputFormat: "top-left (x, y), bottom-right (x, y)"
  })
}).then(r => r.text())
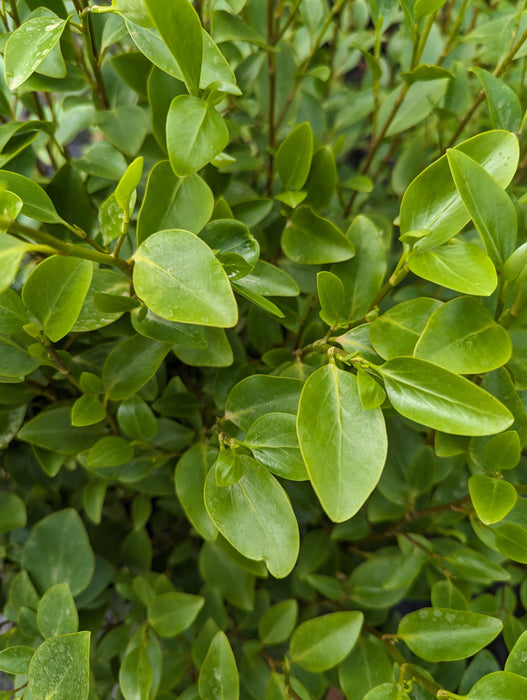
top-left (297, 365), bottom-right (387, 522)
top-left (469, 475), bottom-right (517, 525)
top-left (28, 632), bottom-right (90, 700)
top-left (199, 631), bottom-right (239, 700)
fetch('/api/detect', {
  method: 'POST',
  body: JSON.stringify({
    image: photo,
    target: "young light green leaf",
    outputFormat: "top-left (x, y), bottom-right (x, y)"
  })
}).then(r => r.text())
top-left (469, 475), bottom-right (517, 525)
top-left (28, 632), bottom-right (90, 700)
top-left (167, 96), bottom-right (229, 177)
top-left (505, 630), bottom-right (527, 676)
top-left (143, 0), bottom-right (202, 95)
top-left (297, 365), bottom-right (387, 522)
top-left (472, 68), bottom-right (522, 132)
top-left (175, 443), bottom-right (218, 541)
top-left (469, 431), bottom-right (522, 473)
top-left (408, 243), bottom-right (497, 296)
top-left (22, 256), bottom-right (93, 342)
top-left (317, 271), bottom-right (345, 327)
top-left (378, 357), bottom-right (514, 435)
top-left (4, 16), bottom-right (68, 90)
top-left (37, 583), bottom-right (78, 638)
top-left (119, 643), bottom-right (152, 700)
top-left (0, 235), bottom-right (31, 293)
top-left (137, 161), bottom-right (213, 244)
top-left (494, 522), bottom-right (527, 563)
top-left (214, 450), bottom-right (245, 487)
top-left (414, 296), bottom-right (512, 373)
top-left (397, 608), bottom-right (502, 661)
top-left (115, 156), bottom-right (143, 211)
top-left (276, 122), bottom-right (313, 191)
top-left (244, 412), bottom-right (308, 481)
top-left (400, 130), bottom-right (519, 247)
top-left (225, 375), bottom-right (303, 431)
top-left (72, 395), bottom-right (106, 427)
top-left (369, 298), bottom-right (442, 360)
top-left (148, 592), bottom-right (204, 637)
top-left (289, 611), bottom-right (364, 672)
top-left (205, 456), bottom-right (299, 578)
top-left (133, 230), bottom-right (238, 327)
top-left (258, 600), bottom-right (298, 645)
top-left (357, 369), bottom-right (386, 409)
top-left (282, 206), bottom-right (354, 264)
top-left (446, 148), bottom-right (517, 265)
top-left (199, 631), bottom-right (239, 700)
top-left (22, 509), bottom-right (95, 595)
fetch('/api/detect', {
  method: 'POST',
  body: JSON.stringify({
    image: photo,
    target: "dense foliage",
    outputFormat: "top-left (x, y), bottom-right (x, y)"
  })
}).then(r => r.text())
top-left (2, 0), bottom-right (527, 698)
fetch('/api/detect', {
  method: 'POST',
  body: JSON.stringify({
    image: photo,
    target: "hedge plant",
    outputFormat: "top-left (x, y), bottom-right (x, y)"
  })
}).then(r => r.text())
top-left (2, 0), bottom-right (527, 698)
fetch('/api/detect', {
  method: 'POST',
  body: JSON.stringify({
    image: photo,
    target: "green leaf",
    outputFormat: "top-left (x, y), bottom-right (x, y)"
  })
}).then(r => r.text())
top-left (469, 475), bottom-right (517, 525)
top-left (205, 455), bottom-right (299, 578)
top-left (148, 592), bottom-right (204, 637)
top-left (297, 365), bottom-right (387, 522)
top-left (87, 436), bottom-right (134, 468)
top-left (369, 298), bottom-right (443, 360)
top-left (71, 395), bottom-right (107, 427)
top-left (0, 234), bottom-right (31, 293)
top-left (0, 492), bottom-right (26, 533)
top-left (117, 395), bottom-right (158, 441)
top-left (137, 161), bottom-right (213, 245)
top-left (289, 611), bottom-right (364, 672)
top-left (276, 122), bottom-right (313, 191)
top-left (234, 261), bottom-right (299, 297)
top-left (4, 15), bottom-right (68, 90)
top-left (244, 412), bottom-right (308, 481)
top-left (505, 630), bottom-right (527, 676)
top-left (144, 0), bottom-right (203, 95)
top-left (119, 643), bottom-right (152, 700)
top-left (22, 509), bottom-right (95, 595)
top-left (133, 230), bottom-right (237, 327)
top-left (397, 608), bottom-right (502, 661)
top-left (29, 632), bottom-right (90, 700)
top-left (472, 68), bottom-right (522, 132)
top-left (200, 219), bottom-right (260, 268)
top-left (72, 269), bottom-right (130, 332)
top-left (317, 271), bottom-right (345, 327)
top-left (225, 375), bottom-right (303, 431)
top-left (408, 243), bottom-right (497, 296)
top-left (175, 443), bottom-right (218, 541)
top-left (214, 450), bottom-right (245, 487)
top-left (22, 256), bottom-right (93, 342)
top-left (357, 369), bottom-right (386, 409)
top-left (0, 189), bottom-right (23, 230)
top-left (446, 148), bottom-right (517, 265)
top-left (494, 522), bottom-right (527, 563)
top-left (339, 635), bottom-right (394, 699)
top-left (103, 335), bottom-right (170, 401)
top-left (414, 296), bottom-right (512, 373)
top-left (131, 307), bottom-right (207, 347)
top-left (0, 171), bottom-right (62, 223)
top-left (0, 287), bottom-right (27, 334)
top-left (173, 326), bottom-right (233, 367)
top-left (199, 631), bottom-right (239, 700)
top-left (0, 646), bottom-right (34, 674)
top-left (18, 406), bottom-right (104, 453)
top-left (414, 0), bottom-right (447, 18)
top-left (282, 206), bottom-right (354, 264)
top-left (37, 583), bottom-right (78, 638)
top-left (400, 130), bottom-right (519, 247)
top-left (465, 671), bottom-right (527, 698)
top-left (378, 357), bottom-right (514, 435)
top-left (167, 95), bottom-right (229, 177)
top-left (258, 600), bottom-right (298, 645)
top-left (115, 156), bottom-right (143, 211)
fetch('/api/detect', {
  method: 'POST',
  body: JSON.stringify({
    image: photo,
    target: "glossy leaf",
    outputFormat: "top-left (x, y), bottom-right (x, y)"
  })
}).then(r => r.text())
top-left (29, 632), bottom-right (90, 700)
top-left (297, 364), bottom-right (387, 522)
top-left (276, 122), bottom-right (313, 191)
top-left (414, 296), bottom-right (512, 373)
top-left (148, 592), bottom-right (204, 637)
top-left (472, 68), bottom-right (522, 132)
top-left (447, 148), bottom-right (517, 265)
top-left (136, 161), bottom-right (213, 244)
top-left (339, 635), bottom-right (395, 699)
top-left (133, 230), bottom-right (238, 327)
top-left (144, 0), bottom-right (202, 95)
top-left (494, 523), bottom-right (527, 563)
top-left (399, 130), bottom-right (519, 247)
top-left (0, 646), bottom-right (33, 674)
top-left (4, 15), bottom-right (68, 90)
top-left (103, 335), bottom-right (171, 400)
top-left (37, 583), bottom-right (78, 638)
top-left (199, 631), bottom-right (239, 700)
top-left (244, 412), bottom-right (308, 481)
top-left (175, 443), bottom-right (219, 541)
top-left (397, 608), bottom-right (502, 661)
top-left (369, 298), bottom-right (442, 360)
top-left (408, 243), bottom-right (497, 296)
top-left (289, 611), bottom-right (364, 672)
top-left (18, 406), bottom-right (104, 453)
top-left (0, 235), bottom-right (31, 294)
top-left (167, 95), bottom-right (229, 176)
top-left (22, 256), bottom-right (93, 342)
top-left (258, 600), bottom-right (298, 645)
top-left (469, 475), bottom-right (517, 525)
top-left (464, 671), bottom-right (527, 699)
top-left (282, 206), bottom-right (354, 264)
top-left (225, 375), bottom-right (303, 431)
top-left (119, 643), bottom-right (152, 700)
top-left (378, 357), bottom-right (514, 435)
top-left (205, 456), bottom-right (300, 578)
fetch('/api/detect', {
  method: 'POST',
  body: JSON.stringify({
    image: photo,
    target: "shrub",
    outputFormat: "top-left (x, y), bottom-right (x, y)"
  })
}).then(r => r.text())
top-left (1, 0), bottom-right (527, 698)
